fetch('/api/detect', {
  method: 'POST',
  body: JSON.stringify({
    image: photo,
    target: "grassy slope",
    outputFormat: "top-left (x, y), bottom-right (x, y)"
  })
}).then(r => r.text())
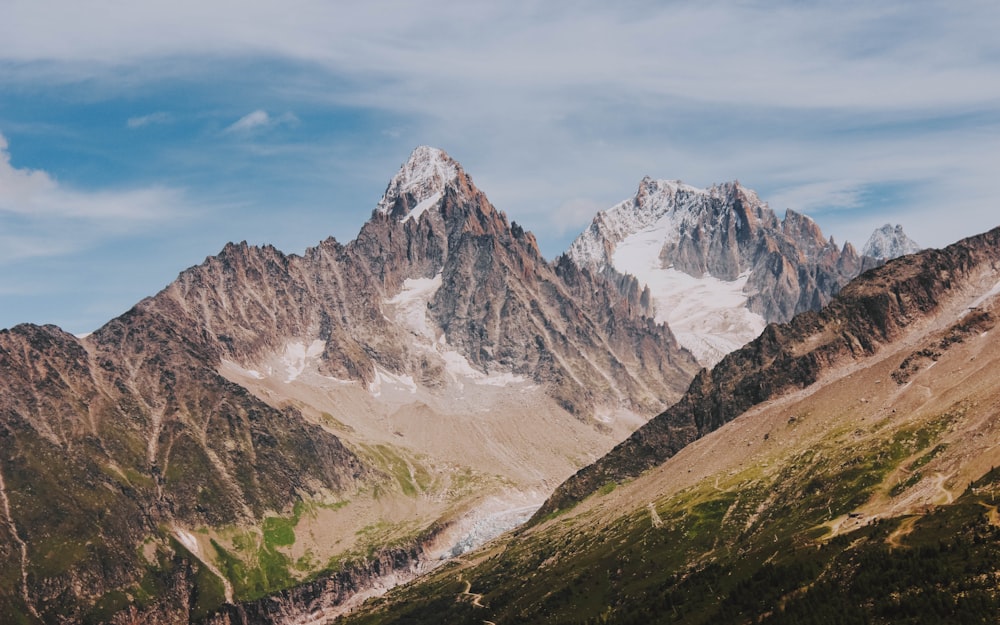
top-left (344, 434), bottom-right (1000, 625)
top-left (342, 292), bottom-right (1000, 625)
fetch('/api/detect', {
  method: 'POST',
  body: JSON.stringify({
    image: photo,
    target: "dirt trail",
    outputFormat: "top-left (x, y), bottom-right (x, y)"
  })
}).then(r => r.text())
top-left (886, 516), bottom-right (919, 549)
top-left (458, 577), bottom-right (486, 608)
top-left (978, 503), bottom-right (1000, 527)
top-left (932, 473), bottom-right (954, 504)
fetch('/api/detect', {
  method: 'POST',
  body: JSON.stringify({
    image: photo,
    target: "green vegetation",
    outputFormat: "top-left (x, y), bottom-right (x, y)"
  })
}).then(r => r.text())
top-left (320, 411), bottom-right (356, 433)
top-left (263, 515), bottom-right (296, 547)
top-left (362, 444), bottom-right (432, 497)
top-left (81, 535), bottom-right (226, 624)
top-left (195, 494), bottom-right (356, 604)
top-left (210, 535), bottom-right (293, 602)
top-left (344, 407), bottom-right (997, 625)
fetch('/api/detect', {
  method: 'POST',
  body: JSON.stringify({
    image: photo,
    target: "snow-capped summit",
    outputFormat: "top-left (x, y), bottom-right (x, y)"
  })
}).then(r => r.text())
top-left (862, 224), bottom-right (921, 260)
top-left (376, 146), bottom-right (461, 222)
top-left (567, 178), bottom-right (703, 271)
top-left (567, 178), bottom-right (866, 365)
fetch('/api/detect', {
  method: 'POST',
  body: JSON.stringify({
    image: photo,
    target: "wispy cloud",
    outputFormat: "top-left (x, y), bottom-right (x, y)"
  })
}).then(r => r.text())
top-left (127, 111), bottom-right (172, 128)
top-left (225, 110), bottom-right (299, 134)
top-left (226, 110), bottom-right (270, 133)
top-left (0, 0), bottom-right (999, 327)
top-left (0, 133), bottom-right (188, 260)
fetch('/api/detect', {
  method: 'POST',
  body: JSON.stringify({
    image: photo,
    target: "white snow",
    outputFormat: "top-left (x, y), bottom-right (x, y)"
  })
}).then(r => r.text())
top-left (444, 503), bottom-right (540, 557)
top-left (612, 219), bottom-right (766, 365)
top-left (174, 529), bottom-right (200, 558)
top-left (475, 370), bottom-right (528, 387)
top-left (384, 273), bottom-right (527, 390)
top-left (862, 224), bottom-right (921, 260)
top-left (282, 340), bottom-right (325, 382)
top-left (220, 359), bottom-right (265, 380)
top-left (567, 178), bottom-right (700, 270)
top-left (388, 274), bottom-right (443, 338)
top-left (369, 366), bottom-right (418, 397)
top-left (432, 492), bottom-right (544, 559)
top-left (437, 346), bottom-right (525, 387)
top-left (567, 178), bottom-right (775, 365)
top-left (970, 278), bottom-right (1000, 309)
top-left (401, 191), bottom-right (441, 224)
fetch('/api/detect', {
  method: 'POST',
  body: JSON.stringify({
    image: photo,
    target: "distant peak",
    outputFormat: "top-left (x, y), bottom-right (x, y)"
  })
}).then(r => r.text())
top-left (376, 146), bottom-right (461, 221)
top-left (637, 177), bottom-right (700, 197)
top-left (862, 223), bottom-right (922, 260)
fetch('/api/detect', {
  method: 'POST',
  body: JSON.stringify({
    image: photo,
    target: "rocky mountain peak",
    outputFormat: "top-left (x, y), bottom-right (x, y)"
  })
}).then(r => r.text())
top-left (635, 177), bottom-right (700, 210)
top-left (566, 177), bottom-right (882, 365)
top-left (780, 209), bottom-right (831, 259)
top-left (375, 145), bottom-right (462, 222)
top-left (863, 223), bottom-right (922, 260)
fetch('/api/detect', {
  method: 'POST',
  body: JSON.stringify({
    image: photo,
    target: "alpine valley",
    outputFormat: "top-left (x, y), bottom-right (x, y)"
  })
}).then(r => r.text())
top-left (1, 146), bottom-right (965, 625)
top-left (344, 214), bottom-right (1000, 623)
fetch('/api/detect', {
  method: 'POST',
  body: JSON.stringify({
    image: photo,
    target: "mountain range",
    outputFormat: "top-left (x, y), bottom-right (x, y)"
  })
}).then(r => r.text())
top-left (0, 147), bottom-right (933, 624)
top-left (346, 223), bottom-right (1000, 625)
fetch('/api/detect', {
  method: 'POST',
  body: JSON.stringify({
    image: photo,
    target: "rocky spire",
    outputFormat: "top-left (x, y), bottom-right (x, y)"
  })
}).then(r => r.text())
top-left (375, 146), bottom-right (462, 222)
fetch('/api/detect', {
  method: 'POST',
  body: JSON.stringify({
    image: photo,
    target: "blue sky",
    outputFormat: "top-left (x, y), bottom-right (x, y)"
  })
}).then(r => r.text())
top-left (2, 1), bottom-right (999, 334)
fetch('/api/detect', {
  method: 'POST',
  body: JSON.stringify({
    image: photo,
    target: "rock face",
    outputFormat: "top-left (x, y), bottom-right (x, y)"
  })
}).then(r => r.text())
top-left (0, 147), bottom-right (699, 623)
top-left (568, 179), bottom-right (872, 364)
top-left (537, 225), bottom-right (1000, 520)
top-left (862, 223), bottom-right (922, 260)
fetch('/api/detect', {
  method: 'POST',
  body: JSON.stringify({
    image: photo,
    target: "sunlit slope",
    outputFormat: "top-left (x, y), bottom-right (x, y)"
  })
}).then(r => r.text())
top-left (344, 226), bottom-right (1000, 625)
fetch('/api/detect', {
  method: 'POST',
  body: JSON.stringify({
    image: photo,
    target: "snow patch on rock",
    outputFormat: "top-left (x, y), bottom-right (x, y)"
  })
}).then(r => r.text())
top-left (971, 278), bottom-right (1000, 309)
top-left (388, 274), bottom-right (443, 339)
top-left (369, 366), bottom-right (418, 397)
top-left (282, 340), bottom-right (326, 382)
top-left (402, 191), bottom-right (441, 224)
top-left (567, 178), bottom-right (700, 270)
top-left (862, 224), bottom-right (921, 260)
top-left (385, 273), bottom-right (527, 390)
top-left (174, 529), bottom-right (200, 558)
top-left (376, 146), bottom-right (458, 220)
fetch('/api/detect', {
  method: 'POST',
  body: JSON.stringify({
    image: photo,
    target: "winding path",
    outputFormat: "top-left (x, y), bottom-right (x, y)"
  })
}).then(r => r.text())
top-left (932, 473), bottom-right (954, 504)
top-left (886, 516), bottom-right (919, 549)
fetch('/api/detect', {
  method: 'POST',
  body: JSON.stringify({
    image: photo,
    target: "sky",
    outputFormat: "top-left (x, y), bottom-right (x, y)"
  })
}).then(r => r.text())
top-left (1, 1), bottom-right (999, 334)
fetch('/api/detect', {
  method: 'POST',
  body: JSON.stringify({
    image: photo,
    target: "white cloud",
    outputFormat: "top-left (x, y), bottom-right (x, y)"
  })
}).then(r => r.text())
top-left (767, 181), bottom-right (866, 216)
top-left (127, 111), bottom-right (172, 128)
top-left (0, 1), bottom-right (998, 255)
top-left (3, 2), bottom-right (999, 114)
top-left (0, 133), bottom-right (188, 261)
top-left (224, 110), bottom-right (299, 133)
top-left (227, 110), bottom-right (271, 132)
